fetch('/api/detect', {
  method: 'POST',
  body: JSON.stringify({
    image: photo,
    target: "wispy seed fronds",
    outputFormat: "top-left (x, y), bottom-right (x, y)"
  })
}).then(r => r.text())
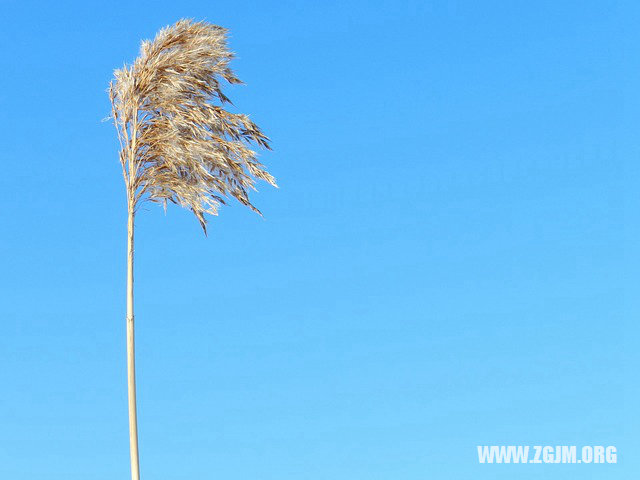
top-left (109, 19), bottom-right (276, 233)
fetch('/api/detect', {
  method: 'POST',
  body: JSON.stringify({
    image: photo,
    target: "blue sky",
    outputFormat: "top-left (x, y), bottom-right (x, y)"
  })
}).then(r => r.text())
top-left (0, 0), bottom-right (638, 478)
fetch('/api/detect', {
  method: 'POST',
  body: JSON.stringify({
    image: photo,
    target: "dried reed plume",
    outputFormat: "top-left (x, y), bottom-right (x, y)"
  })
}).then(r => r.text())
top-left (108, 19), bottom-right (275, 480)
top-left (109, 19), bottom-right (276, 232)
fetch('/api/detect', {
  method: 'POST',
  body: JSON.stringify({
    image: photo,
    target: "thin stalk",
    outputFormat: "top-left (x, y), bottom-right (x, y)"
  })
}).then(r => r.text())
top-left (126, 204), bottom-right (140, 480)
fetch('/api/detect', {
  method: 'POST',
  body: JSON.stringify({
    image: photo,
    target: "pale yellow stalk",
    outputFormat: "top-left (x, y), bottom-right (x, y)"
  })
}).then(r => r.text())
top-left (126, 204), bottom-right (139, 480)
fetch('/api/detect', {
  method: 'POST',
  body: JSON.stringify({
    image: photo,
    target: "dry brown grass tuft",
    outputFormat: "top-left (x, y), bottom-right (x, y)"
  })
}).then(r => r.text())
top-left (109, 19), bottom-right (276, 233)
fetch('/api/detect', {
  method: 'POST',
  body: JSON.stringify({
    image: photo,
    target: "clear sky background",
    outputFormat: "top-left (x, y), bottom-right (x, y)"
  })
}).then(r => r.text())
top-left (0, 1), bottom-right (638, 479)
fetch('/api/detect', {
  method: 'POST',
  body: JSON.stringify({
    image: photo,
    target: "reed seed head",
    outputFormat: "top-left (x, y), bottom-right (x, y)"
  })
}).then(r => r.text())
top-left (109, 19), bottom-right (276, 233)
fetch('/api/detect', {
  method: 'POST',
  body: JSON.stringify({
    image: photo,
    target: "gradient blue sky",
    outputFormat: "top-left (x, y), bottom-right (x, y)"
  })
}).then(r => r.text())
top-left (0, 1), bottom-right (638, 479)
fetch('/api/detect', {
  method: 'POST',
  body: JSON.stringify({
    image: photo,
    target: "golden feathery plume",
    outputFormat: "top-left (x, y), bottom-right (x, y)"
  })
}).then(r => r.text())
top-left (109, 19), bottom-right (276, 234)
